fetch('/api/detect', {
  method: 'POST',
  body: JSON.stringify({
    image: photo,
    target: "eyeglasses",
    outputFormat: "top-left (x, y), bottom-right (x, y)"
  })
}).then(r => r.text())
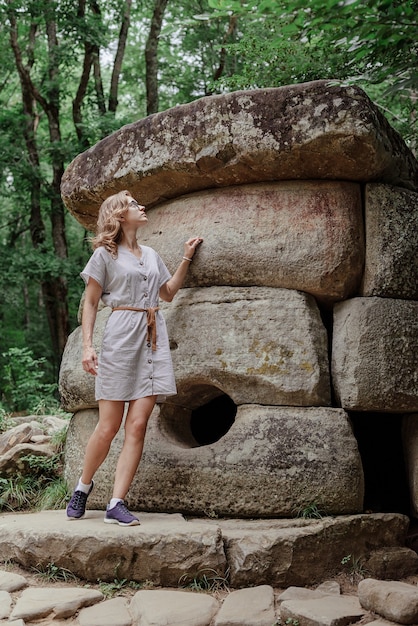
top-left (129, 199), bottom-right (145, 211)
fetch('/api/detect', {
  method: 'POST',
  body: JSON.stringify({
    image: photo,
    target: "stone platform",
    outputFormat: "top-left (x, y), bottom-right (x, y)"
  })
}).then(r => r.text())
top-left (0, 510), bottom-right (414, 589)
top-left (1, 510), bottom-right (418, 625)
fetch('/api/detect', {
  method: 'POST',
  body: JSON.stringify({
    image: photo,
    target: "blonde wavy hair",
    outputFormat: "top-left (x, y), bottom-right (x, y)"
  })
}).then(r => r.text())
top-left (92, 190), bottom-right (134, 258)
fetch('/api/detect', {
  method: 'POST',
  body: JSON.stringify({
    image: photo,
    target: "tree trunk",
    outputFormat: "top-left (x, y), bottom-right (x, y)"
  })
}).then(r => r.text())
top-left (8, 7), bottom-right (69, 370)
top-left (109, 0), bottom-right (132, 113)
top-left (145, 0), bottom-right (169, 115)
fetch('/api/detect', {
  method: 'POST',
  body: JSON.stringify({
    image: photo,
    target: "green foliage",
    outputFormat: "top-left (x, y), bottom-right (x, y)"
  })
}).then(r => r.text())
top-left (0, 347), bottom-right (57, 413)
top-left (0, 409), bottom-right (15, 434)
top-left (32, 562), bottom-right (79, 583)
top-left (36, 477), bottom-right (70, 511)
top-left (0, 475), bottom-right (38, 511)
top-left (0, 470), bottom-right (70, 513)
top-left (206, 0), bottom-right (418, 150)
top-left (0, 420), bottom-right (69, 512)
top-left (294, 502), bottom-right (324, 519)
top-left (341, 553), bottom-right (369, 583)
top-left (98, 578), bottom-right (143, 598)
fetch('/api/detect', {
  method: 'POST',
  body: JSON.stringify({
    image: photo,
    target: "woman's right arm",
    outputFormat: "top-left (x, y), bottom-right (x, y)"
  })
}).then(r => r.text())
top-left (81, 277), bottom-right (103, 376)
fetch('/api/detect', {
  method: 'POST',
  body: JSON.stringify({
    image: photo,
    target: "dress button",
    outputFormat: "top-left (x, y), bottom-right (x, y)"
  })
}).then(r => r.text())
top-left (148, 359), bottom-right (152, 364)
top-left (143, 276), bottom-right (148, 281)
top-left (144, 292), bottom-right (148, 297)
top-left (149, 375), bottom-right (153, 379)
top-left (147, 342), bottom-right (151, 348)
top-left (139, 261), bottom-right (144, 266)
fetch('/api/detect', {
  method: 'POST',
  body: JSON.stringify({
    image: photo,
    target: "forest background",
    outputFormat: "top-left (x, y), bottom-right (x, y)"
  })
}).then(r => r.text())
top-left (0, 0), bottom-right (417, 415)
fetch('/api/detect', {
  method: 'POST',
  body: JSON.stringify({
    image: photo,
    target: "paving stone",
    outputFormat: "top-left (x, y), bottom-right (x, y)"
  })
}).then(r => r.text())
top-left (9, 587), bottom-right (104, 621)
top-left (0, 620), bottom-right (25, 626)
top-left (0, 569), bottom-right (27, 592)
top-left (358, 578), bottom-right (418, 625)
top-left (129, 589), bottom-right (219, 626)
top-left (78, 596), bottom-right (132, 626)
top-left (316, 581), bottom-right (341, 595)
top-left (280, 595), bottom-right (365, 626)
top-left (277, 587), bottom-right (331, 603)
top-left (214, 585), bottom-right (275, 626)
top-left (0, 590), bottom-right (12, 619)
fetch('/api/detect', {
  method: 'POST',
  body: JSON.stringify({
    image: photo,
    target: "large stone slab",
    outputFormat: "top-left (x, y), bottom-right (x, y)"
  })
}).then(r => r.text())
top-left (332, 297), bottom-right (418, 412)
top-left (361, 184), bottom-right (418, 299)
top-left (60, 81), bottom-right (418, 230)
top-left (0, 511), bottom-right (226, 587)
top-left (64, 405), bottom-right (363, 517)
top-left (60, 287), bottom-right (331, 412)
top-left (206, 514), bottom-right (408, 588)
top-left (139, 181), bottom-right (364, 302)
top-left (162, 286), bottom-right (331, 408)
top-left (0, 512), bottom-right (408, 591)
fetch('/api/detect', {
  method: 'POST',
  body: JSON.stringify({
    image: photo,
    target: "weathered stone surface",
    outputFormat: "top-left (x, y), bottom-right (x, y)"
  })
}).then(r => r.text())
top-left (361, 184), bottom-right (418, 299)
top-left (0, 442), bottom-right (55, 476)
top-left (129, 589), bottom-right (219, 626)
top-left (363, 547), bottom-right (418, 579)
top-left (59, 307), bottom-right (112, 412)
top-left (0, 512), bottom-right (410, 605)
top-left (0, 591), bottom-right (11, 619)
top-left (60, 81), bottom-right (418, 230)
top-left (0, 423), bottom-right (37, 455)
top-left (402, 414), bottom-right (418, 518)
top-left (214, 585), bottom-right (275, 626)
top-left (332, 297), bottom-right (418, 412)
top-left (201, 514), bottom-right (408, 588)
top-left (78, 597), bottom-right (132, 626)
top-left (10, 587), bottom-right (103, 621)
top-left (278, 587), bottom-right (332, 603)
top-left (0, 570), bottom-right (27, 592)
top-left (280, 595), bottom-right (365, 626)
top-left (64, 405), bottom-right (363, 517)
top-left (139, 182), bottom-right (364, 301)
top-left (163, 286), bottom-right (331, 408)
top-left (0, 511), bottom-right (226, 587)
top-left (316, 581), bottom-right (341, 596)
top-left (358, 579), bottom-right (418, 625)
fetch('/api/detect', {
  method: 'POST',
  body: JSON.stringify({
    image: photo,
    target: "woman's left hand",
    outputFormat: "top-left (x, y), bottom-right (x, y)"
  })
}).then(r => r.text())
top-left (184, 236), bottom-right (203, 260)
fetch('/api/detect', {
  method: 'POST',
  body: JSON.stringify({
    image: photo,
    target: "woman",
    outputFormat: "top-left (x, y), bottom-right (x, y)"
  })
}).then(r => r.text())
top-left (66, 190), bottom-right (203, 526)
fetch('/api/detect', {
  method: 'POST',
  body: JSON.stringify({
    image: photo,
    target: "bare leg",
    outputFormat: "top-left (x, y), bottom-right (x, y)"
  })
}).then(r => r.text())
top-left (80, 400), bottom-right (125, 485)
top-left (112, 395), bottom-right (157, 500)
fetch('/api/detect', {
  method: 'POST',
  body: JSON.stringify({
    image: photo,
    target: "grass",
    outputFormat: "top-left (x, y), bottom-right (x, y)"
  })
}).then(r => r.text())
top-left (98, 578), bottom-right (145, 598)
top-left (32, 562), bottom-right (79, 583)
top-left (178, 568), bottom-right (230, 594)
top-left (341, 554), bottom-right (369, 583)
top-left (293, 502), bottom-right (325, 519)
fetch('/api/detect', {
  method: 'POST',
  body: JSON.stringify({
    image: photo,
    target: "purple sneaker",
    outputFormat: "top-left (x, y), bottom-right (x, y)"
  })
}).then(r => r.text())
top-left (66, 481), bottom-right (94, 519)
top-left (104, 501), bottom-right (140, 526)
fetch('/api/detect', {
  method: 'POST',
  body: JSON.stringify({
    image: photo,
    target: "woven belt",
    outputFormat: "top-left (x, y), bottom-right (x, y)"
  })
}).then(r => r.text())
top-left (112, 306), bottom-right (160, 351)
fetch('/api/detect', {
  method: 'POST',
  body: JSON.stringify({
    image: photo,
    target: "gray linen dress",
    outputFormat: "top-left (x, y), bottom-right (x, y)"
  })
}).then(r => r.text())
top-left (81, 244), bottom-right (177, 402)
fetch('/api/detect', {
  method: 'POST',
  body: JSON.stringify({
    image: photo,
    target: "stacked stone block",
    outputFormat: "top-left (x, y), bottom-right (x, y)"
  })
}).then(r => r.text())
top-left (60, 80), bottom-right (418, 518)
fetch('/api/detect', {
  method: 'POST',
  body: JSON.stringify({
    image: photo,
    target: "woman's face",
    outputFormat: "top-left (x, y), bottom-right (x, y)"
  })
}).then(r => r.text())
top-left (122, 199), bottom-right (148, 227)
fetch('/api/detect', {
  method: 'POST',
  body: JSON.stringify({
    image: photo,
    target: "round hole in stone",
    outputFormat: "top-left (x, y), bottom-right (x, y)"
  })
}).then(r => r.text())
top-left (159, 384), bottom-right (237, 448)
top-left (190, 393), bottom-right (237, 446)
